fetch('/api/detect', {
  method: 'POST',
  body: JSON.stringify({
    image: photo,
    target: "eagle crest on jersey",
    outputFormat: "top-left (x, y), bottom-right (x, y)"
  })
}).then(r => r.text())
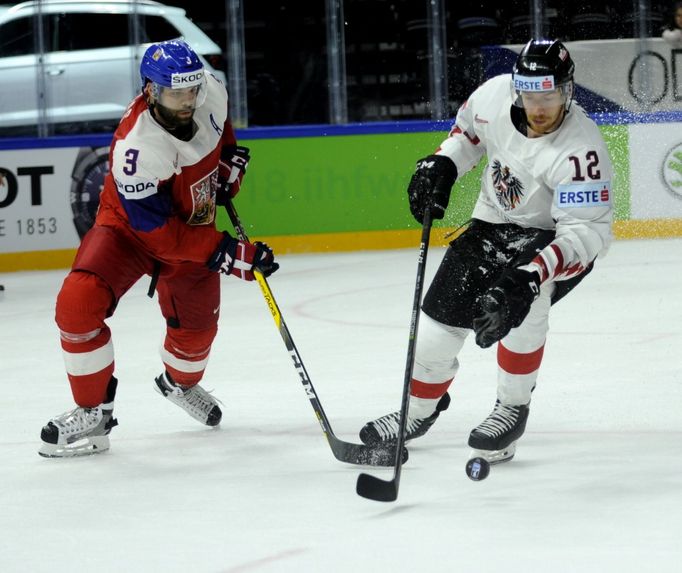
top-left (491, 159), bottom-right (524, 210)
top-left (187, 168), bottom-right (219, 225)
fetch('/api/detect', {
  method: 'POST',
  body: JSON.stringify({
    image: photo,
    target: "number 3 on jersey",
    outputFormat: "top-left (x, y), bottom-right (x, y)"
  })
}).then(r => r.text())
top-left (123, 149), bottom-right (140, 176)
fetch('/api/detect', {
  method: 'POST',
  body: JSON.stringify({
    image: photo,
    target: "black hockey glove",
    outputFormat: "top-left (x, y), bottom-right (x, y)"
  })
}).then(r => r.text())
top-left (472, 268), bottom-right (541, 349)
top-left (407, 154), bottom-right (458, 223)
top-left (216, 145), bottom-right (251, 205)
top-left (207, 232), bottom-right (279, 281)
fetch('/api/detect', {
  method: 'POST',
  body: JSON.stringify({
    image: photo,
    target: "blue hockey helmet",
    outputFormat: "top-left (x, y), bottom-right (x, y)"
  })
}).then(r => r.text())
top-left (140, 40), bottom-right (207, 110)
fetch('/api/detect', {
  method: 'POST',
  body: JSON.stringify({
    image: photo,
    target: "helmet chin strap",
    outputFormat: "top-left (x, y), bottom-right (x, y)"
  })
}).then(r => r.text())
top-left (562, 81), bottom-right (575, 112)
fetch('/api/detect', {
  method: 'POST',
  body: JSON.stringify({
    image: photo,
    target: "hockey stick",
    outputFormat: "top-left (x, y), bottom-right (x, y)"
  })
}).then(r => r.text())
top-left (356, 208), bottom-right (433, 501)
top-left (224, 200), bottom-right (404, 466)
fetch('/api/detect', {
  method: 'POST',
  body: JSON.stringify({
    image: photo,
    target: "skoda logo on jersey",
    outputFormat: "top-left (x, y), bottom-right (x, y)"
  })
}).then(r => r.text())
top-left (171, 70), bottom-right (204, 87)
top-left (513, 74), bottom-right (555, 92)
top-left (662, 142), bottom-right (682, 199)
top-left (114, 176), bottom-right (157, 198)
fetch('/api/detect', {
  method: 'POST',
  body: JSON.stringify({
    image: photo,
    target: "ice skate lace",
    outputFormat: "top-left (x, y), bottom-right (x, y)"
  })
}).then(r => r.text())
top-left (372, 412), bottom-right (423, 440)
top-left (172, 384), bottom-right (221, 417)
top-left (475, 404), bottom-right (520, 438)
top-left (53, 407), bottom-right (101, 436)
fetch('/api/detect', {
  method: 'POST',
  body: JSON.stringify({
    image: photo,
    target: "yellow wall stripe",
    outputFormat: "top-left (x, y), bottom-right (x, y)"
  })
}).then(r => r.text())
top-left (1, 219), bottom-right (680, 272)
top-left (0, 249), bottom-right (77, 273)
top-left (252, 227), bottom-right (464, 254)
top-left (612, 219), bottom-right (682, 239)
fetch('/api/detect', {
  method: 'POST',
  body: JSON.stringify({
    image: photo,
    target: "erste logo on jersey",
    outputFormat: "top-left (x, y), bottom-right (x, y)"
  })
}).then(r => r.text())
top-left (513, 74), bottom-right (555, 92)
top-left (491, 159), bottom-right (524, 210)
top-left (556, 182), bottom-right (612, 208)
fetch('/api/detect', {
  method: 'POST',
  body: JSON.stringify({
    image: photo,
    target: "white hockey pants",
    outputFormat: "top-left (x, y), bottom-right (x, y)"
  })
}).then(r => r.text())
top-left (410, 284), bottom-right (553, 416)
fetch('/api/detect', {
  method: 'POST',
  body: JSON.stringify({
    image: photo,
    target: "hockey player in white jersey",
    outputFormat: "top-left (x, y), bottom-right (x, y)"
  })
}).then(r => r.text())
top-left (360, 39), bottom-right (613, 465)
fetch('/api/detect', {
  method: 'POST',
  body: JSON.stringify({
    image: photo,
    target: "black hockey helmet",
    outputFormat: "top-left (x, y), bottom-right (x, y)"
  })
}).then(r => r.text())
top-left (511, 39), bottom-right (575, 110)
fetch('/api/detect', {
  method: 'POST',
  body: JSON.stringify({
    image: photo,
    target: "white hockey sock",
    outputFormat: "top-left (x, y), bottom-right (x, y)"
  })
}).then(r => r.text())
top-left (409, 395), bottom-right (441, 419)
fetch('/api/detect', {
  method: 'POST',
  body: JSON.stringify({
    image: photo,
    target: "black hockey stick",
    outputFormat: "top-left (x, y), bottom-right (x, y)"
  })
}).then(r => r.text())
top-left (356, 208), bottom-right (433, 501)
top-left (224, 200), bottom-right (404, 466)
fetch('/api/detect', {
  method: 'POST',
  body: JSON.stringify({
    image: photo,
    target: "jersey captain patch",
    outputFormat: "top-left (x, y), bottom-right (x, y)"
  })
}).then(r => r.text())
top-left (556, 181), bottom-right (612, 208)
top-left (491, 159), bottom-right (524, 211)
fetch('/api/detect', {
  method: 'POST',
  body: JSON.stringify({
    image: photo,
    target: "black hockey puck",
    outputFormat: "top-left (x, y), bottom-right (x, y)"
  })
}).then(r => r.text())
top-left (465, 457), bottom-right (490, 481)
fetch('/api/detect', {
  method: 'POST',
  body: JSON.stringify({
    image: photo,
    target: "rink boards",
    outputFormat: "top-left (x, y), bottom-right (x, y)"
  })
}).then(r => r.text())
top-left (0, 115), bottom-right (681, 272)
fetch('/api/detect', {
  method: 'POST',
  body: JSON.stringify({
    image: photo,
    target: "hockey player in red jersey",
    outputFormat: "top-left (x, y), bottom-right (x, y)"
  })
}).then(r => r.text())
top-left (360, 40), bottom-right (613, 466)
top-left (39, 40), bottom-right (278, 458)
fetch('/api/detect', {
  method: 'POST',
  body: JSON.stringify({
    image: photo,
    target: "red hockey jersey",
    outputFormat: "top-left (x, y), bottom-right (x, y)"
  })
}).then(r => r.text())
top-left (96, 73), bottom-right (238, 265)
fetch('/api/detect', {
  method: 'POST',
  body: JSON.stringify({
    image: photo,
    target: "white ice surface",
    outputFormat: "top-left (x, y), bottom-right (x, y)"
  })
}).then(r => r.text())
top-left (1, 238), bottom-right (681, 573)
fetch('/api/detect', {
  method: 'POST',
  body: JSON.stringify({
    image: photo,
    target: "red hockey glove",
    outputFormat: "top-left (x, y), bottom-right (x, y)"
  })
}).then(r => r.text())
top-left (207, 232), bottom-right (279, 281)
top-left (472, 268), bottom-right (541, 348)
top-left (217, 145), bottom-right (251, 204)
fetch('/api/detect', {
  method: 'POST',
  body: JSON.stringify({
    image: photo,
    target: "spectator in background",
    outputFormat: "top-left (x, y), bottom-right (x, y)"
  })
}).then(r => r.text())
top-left (662, 1), bottom-right (682, 47)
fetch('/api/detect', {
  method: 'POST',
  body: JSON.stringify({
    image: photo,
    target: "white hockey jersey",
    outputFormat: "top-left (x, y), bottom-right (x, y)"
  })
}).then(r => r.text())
top-left (437, 73), bottom-right (613, 282)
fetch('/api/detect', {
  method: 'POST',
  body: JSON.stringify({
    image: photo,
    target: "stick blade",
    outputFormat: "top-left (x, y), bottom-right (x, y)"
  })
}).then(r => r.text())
top-left (331, 438), bottom-right (408, 467)
top-left (356, 473), bottom-right (398, 502)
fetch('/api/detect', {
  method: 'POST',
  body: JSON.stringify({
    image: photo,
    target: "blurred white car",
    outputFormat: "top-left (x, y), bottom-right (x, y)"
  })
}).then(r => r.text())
top-left (0, 0), bottom-right (227, 135)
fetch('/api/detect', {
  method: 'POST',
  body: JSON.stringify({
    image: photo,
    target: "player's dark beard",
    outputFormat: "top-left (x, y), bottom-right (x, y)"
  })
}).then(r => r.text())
top-left (152, 102), bottom-right (196, 141)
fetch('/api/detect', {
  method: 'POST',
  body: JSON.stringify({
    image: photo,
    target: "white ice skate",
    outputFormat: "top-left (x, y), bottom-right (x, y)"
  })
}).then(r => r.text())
top-left (154, 371), bottom-right (222, 426)
top-left (39, 403), bottom-right (118, 458)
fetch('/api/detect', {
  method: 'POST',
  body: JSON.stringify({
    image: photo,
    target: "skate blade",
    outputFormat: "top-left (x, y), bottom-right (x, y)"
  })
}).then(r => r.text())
top-left (38, 435), bottom-right (110, 458)
top-left (470, 441), bottom-right (516, 465)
